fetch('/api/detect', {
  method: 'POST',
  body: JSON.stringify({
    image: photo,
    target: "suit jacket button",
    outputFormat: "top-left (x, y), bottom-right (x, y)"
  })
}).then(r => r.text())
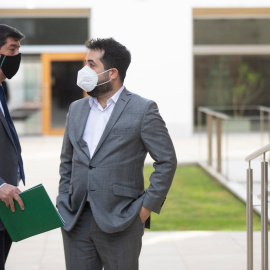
top-left (89, 166), bottom-right (93, 170)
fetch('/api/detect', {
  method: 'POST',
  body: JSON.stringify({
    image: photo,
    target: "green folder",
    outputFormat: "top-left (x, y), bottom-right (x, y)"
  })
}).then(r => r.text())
top-left (0, 183), bottom-right (65, 242)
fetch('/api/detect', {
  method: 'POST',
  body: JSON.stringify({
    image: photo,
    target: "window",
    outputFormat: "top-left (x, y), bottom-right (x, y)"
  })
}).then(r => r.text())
top-left (193, 9), bottom-right (270, 128)
top-left (0, 18), bottom-right (89, 45)
top-left (194, 19), bottom-right (270, 45)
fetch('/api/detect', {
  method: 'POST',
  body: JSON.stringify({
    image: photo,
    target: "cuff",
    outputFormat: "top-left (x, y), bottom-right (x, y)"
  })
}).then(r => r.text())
top-left (0, 183), bottom-right (6, 189)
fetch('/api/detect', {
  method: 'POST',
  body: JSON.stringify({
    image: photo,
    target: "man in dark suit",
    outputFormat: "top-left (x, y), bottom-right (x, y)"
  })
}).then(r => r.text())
top-left (57, 38), bottom-right (177, 270)
top-left (0, 24), bottom-right (25, 270)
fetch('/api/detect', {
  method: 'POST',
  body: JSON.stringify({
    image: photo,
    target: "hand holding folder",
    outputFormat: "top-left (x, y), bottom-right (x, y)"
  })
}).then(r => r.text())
top-left (0, 184), bottom-right (25, 212)
top-left (0, 184), bottom-right (65, 242)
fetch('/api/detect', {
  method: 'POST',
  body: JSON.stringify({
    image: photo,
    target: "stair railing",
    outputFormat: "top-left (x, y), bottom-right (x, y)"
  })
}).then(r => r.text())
top-left (245, 143), bottom-right (270, 270)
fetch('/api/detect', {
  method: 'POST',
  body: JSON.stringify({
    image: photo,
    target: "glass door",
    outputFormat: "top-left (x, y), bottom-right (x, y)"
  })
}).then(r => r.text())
top-left (42, 53), bottom-right (86, 135)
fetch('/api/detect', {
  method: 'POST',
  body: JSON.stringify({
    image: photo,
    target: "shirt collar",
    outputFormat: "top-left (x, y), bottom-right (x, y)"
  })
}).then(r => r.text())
top-left (89, 85), bottom-right (125, 109)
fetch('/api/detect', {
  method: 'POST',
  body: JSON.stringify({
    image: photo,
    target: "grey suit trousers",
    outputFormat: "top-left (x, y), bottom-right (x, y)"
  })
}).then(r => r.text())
top-left (61, 204), bottom-right (145, 270)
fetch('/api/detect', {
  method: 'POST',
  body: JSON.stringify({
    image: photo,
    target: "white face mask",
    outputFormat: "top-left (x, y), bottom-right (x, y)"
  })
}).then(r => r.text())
top-left (77, 65), bottom-right (111, 92)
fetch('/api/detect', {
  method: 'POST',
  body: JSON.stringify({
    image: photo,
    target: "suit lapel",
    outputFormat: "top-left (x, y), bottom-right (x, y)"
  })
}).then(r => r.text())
top-left (91, 89), bottom-right (132, 159)
top-left (75, 98), bottom-right (91, 160)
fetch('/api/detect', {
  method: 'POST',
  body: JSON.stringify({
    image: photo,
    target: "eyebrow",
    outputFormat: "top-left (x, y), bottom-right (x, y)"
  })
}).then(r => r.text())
top-left (85, 59), bottom-right (96, 64)
top-left (8, 44), bottom-right (20, 49)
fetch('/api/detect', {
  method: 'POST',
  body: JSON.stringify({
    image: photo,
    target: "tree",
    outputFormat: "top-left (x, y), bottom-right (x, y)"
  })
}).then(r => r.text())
top-left (232, 63), bottom-right (264, 116)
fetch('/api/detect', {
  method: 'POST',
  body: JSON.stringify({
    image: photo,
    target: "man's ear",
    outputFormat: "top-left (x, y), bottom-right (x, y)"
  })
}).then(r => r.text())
top-left (110, 68), bottom-right (119, 80)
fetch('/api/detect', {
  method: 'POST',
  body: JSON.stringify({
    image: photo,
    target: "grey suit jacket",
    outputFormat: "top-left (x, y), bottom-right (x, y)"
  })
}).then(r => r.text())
top-left (0, 105), bottom-right (22, 230)
top-left (57, 88), bottom-right (177, 233)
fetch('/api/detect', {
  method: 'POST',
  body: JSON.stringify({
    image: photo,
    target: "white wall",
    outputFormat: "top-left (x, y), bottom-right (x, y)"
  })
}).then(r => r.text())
top-left (1, 0), bottom-right (270, 137)
top-left (90, 1), bottom-right (193, 137)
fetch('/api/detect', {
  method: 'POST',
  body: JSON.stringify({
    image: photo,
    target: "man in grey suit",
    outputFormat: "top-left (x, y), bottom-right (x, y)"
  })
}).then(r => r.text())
top-left (0, 24), bottom-right (25, 270)
top-left (57, 37), bottom-right (177, 270)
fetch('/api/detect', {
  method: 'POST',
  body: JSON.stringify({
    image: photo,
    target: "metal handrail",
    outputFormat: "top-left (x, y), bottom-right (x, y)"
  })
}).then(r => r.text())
top-left (198, 106), bottom-right (230, 120)
top-left (198, 106), bottom-right (270, 177)
top-left (198, 106), bottom-right (270, 270)
top-left (245, 144), bottom-right (270, 162)
top-left (198, 106), bottom-right (229, 173)
top-left (245, 144), bottom-right (270, 270)
top-left (259, 106), bottom-right (270, 114)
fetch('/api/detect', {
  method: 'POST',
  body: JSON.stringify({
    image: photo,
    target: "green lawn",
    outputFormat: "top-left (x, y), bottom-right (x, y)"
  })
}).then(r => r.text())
top-left (144, 165), bottom-right (262, 231)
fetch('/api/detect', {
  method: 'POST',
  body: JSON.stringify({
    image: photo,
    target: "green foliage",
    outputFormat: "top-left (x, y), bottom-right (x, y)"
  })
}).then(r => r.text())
top-left (205, 57), bottom-right (264, 116)
top-left (232, 63), bottom-right (263, 115)
top-left (144, 165), bottom-right (263, 231)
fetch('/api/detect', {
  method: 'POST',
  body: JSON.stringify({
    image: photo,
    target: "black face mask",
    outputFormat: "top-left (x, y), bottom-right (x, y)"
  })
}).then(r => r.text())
top-left (0, 53), bottom-right (21, 79)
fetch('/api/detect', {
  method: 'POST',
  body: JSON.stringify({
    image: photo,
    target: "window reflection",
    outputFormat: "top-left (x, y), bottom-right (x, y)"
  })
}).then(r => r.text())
top-left (194, 19), bottom-right (270, 45)
top-left (194, 55), bottom-right (270, 125)
top-left (0, 18), bottom-right (88, 45)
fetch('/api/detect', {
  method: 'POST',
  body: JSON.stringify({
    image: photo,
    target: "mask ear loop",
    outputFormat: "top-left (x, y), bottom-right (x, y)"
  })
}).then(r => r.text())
top-left (96, 79), bottom-right (111, 86)
top-left (96, 68), bottom-right (112, 87)
top-left (0, 55), bottom-right (6, 68)
top-left (97, 68), bottom-right (112, 76)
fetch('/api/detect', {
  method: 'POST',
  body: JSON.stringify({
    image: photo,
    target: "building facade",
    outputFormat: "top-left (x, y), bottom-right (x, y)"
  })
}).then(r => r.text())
top-left (1, 0), bottom-right (270, 138)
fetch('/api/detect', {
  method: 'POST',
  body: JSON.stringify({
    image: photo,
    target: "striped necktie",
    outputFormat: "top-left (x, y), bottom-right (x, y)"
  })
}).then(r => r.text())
top-left (0, 84), bottom-right (25, 184)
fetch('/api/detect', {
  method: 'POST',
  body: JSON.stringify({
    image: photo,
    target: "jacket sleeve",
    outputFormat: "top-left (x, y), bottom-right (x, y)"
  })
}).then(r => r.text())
top-left (141, 100), bottom-right (177, 214)
top-left (0, 178), bottom-right (6, 186)
top-left (58, 107), bottom-right (73, 197)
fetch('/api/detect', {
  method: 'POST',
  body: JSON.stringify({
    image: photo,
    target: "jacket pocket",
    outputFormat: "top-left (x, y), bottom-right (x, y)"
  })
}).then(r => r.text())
top-left (113, 184), bottom-right (140, 199)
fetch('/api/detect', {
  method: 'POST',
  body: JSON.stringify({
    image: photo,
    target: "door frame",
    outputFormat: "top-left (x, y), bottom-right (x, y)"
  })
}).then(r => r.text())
top-left (41, 52), bottom-right (86, 135)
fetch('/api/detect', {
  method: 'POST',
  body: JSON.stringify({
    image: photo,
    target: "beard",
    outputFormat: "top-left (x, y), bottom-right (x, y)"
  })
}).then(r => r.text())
top-left (87, 75), bottom-right (113, 98)
top-left (88, 82), bottom-right (112, 97)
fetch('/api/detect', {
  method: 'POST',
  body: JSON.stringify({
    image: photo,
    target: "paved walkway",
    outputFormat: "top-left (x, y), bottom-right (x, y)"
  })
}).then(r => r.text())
top-left (4, 135), bottom-right (265, 270)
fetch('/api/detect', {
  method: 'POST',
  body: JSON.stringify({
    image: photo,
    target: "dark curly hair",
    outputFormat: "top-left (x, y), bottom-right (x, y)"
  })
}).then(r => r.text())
top-left (0, 24), bottom-right (25, 49)
top-left (85, 38), bottom-right (131, 83)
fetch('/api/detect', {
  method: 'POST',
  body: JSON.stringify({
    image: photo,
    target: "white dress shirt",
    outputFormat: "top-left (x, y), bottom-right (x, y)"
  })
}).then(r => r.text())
top-left (83, 86), bottom-right (124, 158)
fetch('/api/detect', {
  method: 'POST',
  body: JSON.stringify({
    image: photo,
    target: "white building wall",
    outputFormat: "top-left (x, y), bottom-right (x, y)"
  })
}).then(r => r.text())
top-left (1, 0), bottom-right (270, 137)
